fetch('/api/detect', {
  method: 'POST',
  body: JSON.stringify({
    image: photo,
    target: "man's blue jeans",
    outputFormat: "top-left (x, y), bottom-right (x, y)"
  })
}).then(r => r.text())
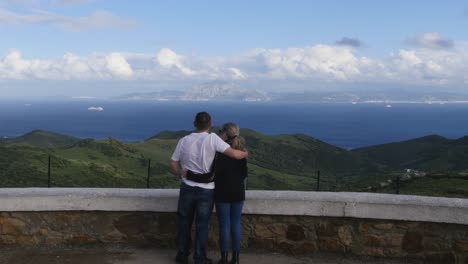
top-left (176, 182), bottom-right (214, 262)
top-left (215, 201), bottom-right (244, 252)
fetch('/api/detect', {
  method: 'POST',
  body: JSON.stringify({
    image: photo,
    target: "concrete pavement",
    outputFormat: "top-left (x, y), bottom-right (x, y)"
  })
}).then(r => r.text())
top-left (0, 247), bottom-right (412, 264)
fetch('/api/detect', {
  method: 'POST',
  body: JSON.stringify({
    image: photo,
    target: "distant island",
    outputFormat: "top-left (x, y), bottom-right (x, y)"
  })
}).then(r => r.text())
top-left (0, 129), bottom-right (467, 198)
top-left (111, 81), bottom-right (468, 104)
top-left (115, 81), bottom-right (271, 102)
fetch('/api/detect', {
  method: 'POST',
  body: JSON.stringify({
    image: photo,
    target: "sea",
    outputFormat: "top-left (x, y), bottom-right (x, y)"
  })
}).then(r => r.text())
top-left (1, 99), bottom-right (468, 149)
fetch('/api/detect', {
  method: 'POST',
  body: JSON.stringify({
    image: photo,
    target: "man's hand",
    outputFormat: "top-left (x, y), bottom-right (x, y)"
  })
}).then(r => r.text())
top-left (170, 160), bottom-right (183, 179)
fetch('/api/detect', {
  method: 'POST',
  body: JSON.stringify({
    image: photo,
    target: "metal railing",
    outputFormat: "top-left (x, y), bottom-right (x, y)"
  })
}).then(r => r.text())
top-left (0, 154), bottom-right (463, 198)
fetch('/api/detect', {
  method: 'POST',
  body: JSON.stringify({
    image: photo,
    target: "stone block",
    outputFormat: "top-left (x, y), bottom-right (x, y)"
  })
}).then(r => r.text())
top-left (0, 217), bottom-right (26, 235)
top-left (403, 231), bottom-right (423, 253)
top-left (359, 222), bottom-right (372, 234)
top-left (317, 237), bottom-right (345, 253)
top-left (156, 214), bottom-right (177, 235)
top-left (66, 234), bottom-right (99, 245)
top-left (241, 218), bottom-right (253, 238)
top-left (454, 240), bottom-right (468, 253)
top-left (43, 230), bottom-right (66, 245)
top-left (103, 229), bottom-right (126, 242)
top-left (386, 233), bottom-right (404, 247)
top-left (317, 221), bottom-right (337, 237)
top-left (255, 215), bottom-right (276, 224)
top-left (383, 247), bottom-right (402, 257)
top-left (424, 252), bottom-right (456, 264)
top-left (286, 224), bottom-right (305, 241)
top-left (277, 240), bottom-right (294, 254)
top-left (300, 241), bottom-right (318, 254)
top-left (395, 222), bottom-right (420, 229)
top-left (248, 237), bottom-right (275, 250)
top-left (373, 223), bottom-right (394, 230)
top-left (84, 213), bottom-right (116, 234)
top-left (423, 238), bottom-right (450, 251)
top-left (364, 235), bottom-right (386, 247)
top-left (361, 247), bottom-right (384, 257)
top-left (254, 223), bottom-right (287, 239)
top-left (338, 225), bottom-right (354, 247)
top-left (49, 213), bottom-right (82, 231)
top-left (114, 214), bottom-right (151, 236)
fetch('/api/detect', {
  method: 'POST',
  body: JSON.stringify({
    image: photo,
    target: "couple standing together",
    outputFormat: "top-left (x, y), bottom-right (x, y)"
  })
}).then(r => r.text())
top-left (170, 112), bottom-right (248, 264)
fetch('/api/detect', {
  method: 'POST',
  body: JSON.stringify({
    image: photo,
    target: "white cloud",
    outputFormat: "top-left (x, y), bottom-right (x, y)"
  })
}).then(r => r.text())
top-left (105, 52), bottom-right (133, 78)
top-left (0, 0), bottom-right (92, 7)
top-left (0, 50), bottom-right (134, 80)
top-left (53, 0), bottom-right (92, 5)
top-left (241, 45), bottom-right (373, 81)
top-left (1, 43), bottom-right (468, 87)
top-left (0, 8), bottom-right (136, 31)
top-left (397, 50), bottom-right (422, 66)
top-left (386, 46), bottom-right (468, 84)
top-left (228, 67), bottom-right (247, 80)
top-left (156, 48), bottom-right (195, 76)
top-left (408, 32), bottom-right (454, 49)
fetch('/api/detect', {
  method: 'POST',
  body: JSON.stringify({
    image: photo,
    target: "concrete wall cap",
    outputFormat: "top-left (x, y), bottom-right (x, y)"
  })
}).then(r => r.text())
top-left (0, 188), bottom-right (466, 225)
top-left (247, 190), bottom-right (468, 207)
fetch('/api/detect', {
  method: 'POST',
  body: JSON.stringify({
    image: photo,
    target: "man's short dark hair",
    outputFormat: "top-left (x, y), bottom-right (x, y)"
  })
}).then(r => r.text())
top-left (194, 112), bottom-right (211, 130)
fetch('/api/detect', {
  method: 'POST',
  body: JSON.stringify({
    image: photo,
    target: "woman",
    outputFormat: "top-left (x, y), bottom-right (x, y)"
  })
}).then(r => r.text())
top-left (215, 122), bottom-right (248, 264)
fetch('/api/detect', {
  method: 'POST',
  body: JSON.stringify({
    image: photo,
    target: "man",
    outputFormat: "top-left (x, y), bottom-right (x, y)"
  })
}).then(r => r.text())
top-left (170, 112), bottom-right (248, 264)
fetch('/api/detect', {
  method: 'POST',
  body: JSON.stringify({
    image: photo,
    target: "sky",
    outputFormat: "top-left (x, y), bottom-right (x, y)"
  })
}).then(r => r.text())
top-left (0, 0), bottom-right (467, 97)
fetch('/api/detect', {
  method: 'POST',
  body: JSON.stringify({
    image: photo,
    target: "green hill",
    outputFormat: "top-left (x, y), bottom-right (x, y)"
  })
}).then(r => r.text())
top-left (0, 130), bottom-right (80, 149)
top-left (70, 138), bottom-right (141, 158)
top-left (241, 128), bottom-right (385, 175)
top-left (148, 130), bottom-right (191, 140)
top-left (0, 129), bottom-right (466, 197)
top-left (352, 135), bottom-right (468, 172)
top-left (0, 145), bottom-right (49, 187)
top-left (148, 128), bottom-right (388, 190)
top-left (352, 135), bottom-right (468, 197)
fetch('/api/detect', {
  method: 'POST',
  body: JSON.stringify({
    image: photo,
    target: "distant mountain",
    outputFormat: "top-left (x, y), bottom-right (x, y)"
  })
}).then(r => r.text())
top-left (269, 91), bottom-right (361, 103)
top-left (269, 89), bottom-right (468, 103)
top-left (114, 90), bottom-right (185, 101)
top-left (181, 81), bottom-right (271, 102)
top-left (116, 81), bottom-right (270, 102)
top-left (0, 130), bottom-right (80, 148)
top-left (115, 83), bottom-right (468, 103)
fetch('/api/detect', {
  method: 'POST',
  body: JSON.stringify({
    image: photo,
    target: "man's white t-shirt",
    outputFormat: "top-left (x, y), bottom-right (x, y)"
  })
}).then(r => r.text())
top-left (171, 132), bottom-right (230, 189)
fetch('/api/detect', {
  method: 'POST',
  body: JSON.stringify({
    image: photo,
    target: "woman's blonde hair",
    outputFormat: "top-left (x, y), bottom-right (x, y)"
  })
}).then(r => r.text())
top-left (220, 122), bottom-right (246, 151)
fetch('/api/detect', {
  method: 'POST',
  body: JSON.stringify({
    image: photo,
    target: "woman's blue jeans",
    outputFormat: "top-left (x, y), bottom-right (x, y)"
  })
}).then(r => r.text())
top-left (215, 201), bottom-right (244, 252)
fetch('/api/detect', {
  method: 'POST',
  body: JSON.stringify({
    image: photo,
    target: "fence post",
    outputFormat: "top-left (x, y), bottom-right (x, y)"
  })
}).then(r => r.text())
top-left (147, 159), bottom-right (151, 188)
top-left (395, 175), bottom-right (400, 194)
top-left (316, 170), bottom-right (320, 191)
top-left (47, 155), bottom-right (51, 188)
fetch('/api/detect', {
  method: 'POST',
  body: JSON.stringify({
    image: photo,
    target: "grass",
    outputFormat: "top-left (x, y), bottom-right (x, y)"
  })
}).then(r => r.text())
top-left (0, 130), bottom-right (466, 198)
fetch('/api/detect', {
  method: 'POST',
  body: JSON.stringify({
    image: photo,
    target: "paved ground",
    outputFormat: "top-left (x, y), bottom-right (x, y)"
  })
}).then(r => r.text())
top-left (0, 247), bottom-right (414, 264)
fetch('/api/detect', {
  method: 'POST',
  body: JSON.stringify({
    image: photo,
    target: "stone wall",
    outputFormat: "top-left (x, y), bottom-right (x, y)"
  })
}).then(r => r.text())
top-left (0, 211), bottom-right (467, 263)
top-left (0, 188), bottom-right (466, 263)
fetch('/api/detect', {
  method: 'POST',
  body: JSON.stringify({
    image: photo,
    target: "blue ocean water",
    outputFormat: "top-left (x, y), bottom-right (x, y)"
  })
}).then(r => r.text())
top-left (1, 100), bottom-right (468, 149)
